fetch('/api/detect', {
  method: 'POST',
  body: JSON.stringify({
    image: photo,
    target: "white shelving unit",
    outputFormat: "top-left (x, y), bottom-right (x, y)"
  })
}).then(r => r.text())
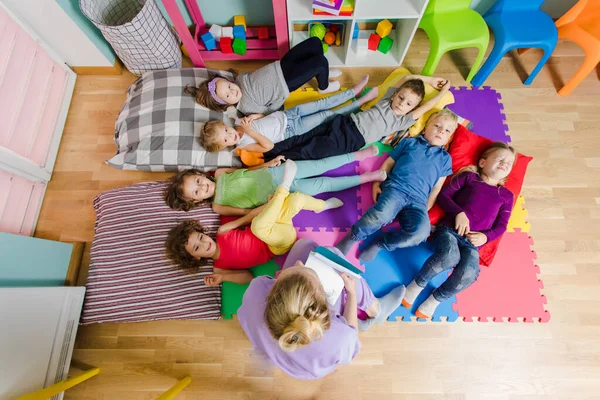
top-left (287, 0), bottom-right (429, 67)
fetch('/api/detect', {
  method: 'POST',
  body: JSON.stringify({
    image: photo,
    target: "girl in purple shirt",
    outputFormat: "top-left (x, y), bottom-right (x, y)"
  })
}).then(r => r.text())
top-left (237, 238), bottom-right (406, 380)
top-left (402, 142), bottom-right (516, 319)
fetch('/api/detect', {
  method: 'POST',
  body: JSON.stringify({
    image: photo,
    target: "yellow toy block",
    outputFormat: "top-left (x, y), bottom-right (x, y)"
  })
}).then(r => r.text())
top-left (507, 196), bottom-right (530, 233)
top-left (234, 15), bottom-right (246, 30)
top-left (376, 19), bottom-right (393, 38)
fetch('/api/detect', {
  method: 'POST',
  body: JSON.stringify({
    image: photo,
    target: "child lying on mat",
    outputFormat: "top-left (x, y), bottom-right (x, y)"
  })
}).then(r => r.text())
top-left (336, 109), bottom-right (458, 262)
top-left (165, 162), bottom-right (343, 286)
top-left (402, 142), bottom-right (516, 319)
top-left (198, 76), bottom-right (378, 153)
top-left (185, 37), bottom-right (342, 115)
top-left (238, 238), bottom-right (407, 380)
top-left (260, 75), bottom-right (451, 162)
top-left (164, 146), bottom-right (384, 215)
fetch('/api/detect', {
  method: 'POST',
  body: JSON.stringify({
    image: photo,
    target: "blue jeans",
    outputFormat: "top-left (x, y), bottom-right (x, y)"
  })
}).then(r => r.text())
top-left (268, 152), bottom-right (360, 196)
top-left (415, 226), bottom-right (481, 301)
top-left (350, 189), bottom-right (430, 251)
top-left (283, 89), bottom-right (359, 138)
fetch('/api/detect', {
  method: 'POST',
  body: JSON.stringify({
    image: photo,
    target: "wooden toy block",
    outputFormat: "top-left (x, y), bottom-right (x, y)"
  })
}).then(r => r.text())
top-left (209, 24), bottom-right (222, 40)
top-left (234, 15), bottom-right (246, 30)
top-left (356, 31), bottom-right (370, 53)
top-left (378, 36), bottom-right (393, 54)
top-left (376, 19), bottom-right (393, 38)
top-left (233, 38), bottom-right (247, 55)
top-left (220, 37), bottom-right (233, 53)
top-left (201, 32), bottom-right (216, 51)
top-left (233, 25), bottom-right (246, 40)
top-left (258, 26), bottom-right (269, 40)
top-left (368, 33), bottom-right (380, 51)
top-left (221, 26), bottom-right (234, 39)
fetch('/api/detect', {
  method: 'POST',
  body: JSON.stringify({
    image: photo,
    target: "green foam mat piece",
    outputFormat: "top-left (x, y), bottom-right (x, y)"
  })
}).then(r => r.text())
top-left (221, 258), bottom-right (280, 319)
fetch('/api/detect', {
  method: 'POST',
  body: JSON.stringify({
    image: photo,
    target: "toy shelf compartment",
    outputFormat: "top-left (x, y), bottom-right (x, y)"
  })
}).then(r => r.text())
top-left (287, 0), bottom-right (429, 66)
top-left (162, 0), bottom-right (289, 67)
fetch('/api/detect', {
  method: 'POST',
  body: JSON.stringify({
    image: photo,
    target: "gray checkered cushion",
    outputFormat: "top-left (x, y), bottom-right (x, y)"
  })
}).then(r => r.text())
top-left (108, 68), bottom-right (242, 171)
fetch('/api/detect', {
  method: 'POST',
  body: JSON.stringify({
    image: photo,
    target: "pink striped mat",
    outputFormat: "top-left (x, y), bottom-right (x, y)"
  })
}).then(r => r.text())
top-left (82, 181), bottom-right (221, 324)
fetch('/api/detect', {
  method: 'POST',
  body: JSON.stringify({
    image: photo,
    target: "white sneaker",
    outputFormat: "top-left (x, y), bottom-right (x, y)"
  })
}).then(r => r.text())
top-left (329, 68), bottom-right (343, 78)
top-left (318, 80), bottom-right (341, 94)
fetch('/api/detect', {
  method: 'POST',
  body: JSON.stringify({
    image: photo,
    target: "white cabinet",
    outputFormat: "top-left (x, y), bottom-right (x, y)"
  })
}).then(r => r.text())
top-left (287, 0), bottom-right (429, 66)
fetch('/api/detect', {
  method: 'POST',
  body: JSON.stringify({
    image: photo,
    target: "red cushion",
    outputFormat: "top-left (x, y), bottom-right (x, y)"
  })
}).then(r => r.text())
top-left (428, 125), bottom-right (532, 266)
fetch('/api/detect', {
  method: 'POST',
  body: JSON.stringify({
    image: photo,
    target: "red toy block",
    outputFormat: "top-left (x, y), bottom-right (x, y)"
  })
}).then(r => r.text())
top-left (220, 37), bottom-right (233, 54)
top-left (258, 26), bottom-right (269, 40)
top-left (368, 33), bottom-right (380, 51)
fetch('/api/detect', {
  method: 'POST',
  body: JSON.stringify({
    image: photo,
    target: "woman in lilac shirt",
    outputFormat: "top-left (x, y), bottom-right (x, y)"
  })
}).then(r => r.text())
top-left (401, 142), bottom-right (516, 319)
top-left (237, 238), bottom-right (406, 380)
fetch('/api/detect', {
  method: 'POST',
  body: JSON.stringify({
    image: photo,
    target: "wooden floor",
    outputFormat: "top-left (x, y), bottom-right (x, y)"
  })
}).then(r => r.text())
top-left (35, 31), bottom-right (600, 399)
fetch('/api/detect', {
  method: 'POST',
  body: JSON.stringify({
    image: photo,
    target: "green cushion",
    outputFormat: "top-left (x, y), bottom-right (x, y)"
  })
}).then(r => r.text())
top-left (221, 258), bottom-right (280, 319)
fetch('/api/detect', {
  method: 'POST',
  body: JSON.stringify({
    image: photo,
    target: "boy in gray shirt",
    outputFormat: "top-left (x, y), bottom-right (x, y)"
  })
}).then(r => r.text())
top-left (263, 74), bottom-right (452, 162)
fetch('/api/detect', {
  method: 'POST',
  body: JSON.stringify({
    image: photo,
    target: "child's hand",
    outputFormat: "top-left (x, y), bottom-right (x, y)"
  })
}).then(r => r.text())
top-left (265, 155), bottom-right (286, 167)
top-left (340, 273), bottom-right (356, 296)
top-left (218, 221), bottom-right (237, 234)
top-left (440, 79), bottom-right (451, 91)
top-left (204, 274), bottom-right (224, 286)
top-left (239, 117), bottom-right (253, 132)
top-left (455, 212), bottom-right (470, 236)
top-left (247, 113), bottom-right (264, 121)
top-left (467, 232), bottom-right (488, 247)
top-left (432, 78), bottom-right (447, 90)
top-left (372, 182), bottom-right (382, 202)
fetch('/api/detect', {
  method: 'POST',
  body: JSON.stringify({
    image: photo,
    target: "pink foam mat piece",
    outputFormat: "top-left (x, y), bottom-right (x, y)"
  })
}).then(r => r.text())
top-left (454, 230), bottom-right (550, 323)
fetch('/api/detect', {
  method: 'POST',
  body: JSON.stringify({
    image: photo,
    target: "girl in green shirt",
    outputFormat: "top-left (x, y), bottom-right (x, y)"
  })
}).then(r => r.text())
top-left (164, 145), bottom-right (385, 216)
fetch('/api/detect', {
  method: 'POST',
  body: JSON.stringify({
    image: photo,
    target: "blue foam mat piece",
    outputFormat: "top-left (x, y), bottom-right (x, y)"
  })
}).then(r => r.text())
top-left (360, 239), bottom-right (459, 322)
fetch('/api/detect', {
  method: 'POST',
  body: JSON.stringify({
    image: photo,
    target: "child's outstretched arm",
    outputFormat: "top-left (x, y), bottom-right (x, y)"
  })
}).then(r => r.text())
top-left (212, 204), bottom-right (253, 216)
top-left (409, 78), bottom-right (452, 120)
top-left (372, 156), bottom-right (396, 202)
top-left (427, 177), bottom-right (447, 211)
top-left (237, 117), bottom-right (274, 152)
top-left (217, 204), bottom-right (267, 233)
top-left (471, 193), bottom-right (514, 245)
top-left (205, 268), bottom-right (253, 286)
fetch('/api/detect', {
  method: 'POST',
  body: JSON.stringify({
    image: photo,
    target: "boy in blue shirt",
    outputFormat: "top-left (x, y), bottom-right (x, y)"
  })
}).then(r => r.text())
top-left (337, 109), bottom-right (458, 262)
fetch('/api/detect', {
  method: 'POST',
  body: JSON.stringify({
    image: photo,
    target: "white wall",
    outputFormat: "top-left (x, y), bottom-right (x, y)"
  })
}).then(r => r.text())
top-left (2, 0), bottom-right (113, 67)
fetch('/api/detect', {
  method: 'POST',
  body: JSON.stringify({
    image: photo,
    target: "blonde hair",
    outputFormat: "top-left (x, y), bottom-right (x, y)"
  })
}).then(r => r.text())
top-left (456, 142), bottom-right (517, 186)
top-left (265, 272), bottom-right (331, 352)
top-left (426, 109), bottom-right (459, 132)
top-left (199, 120), bottom-right (226, 152)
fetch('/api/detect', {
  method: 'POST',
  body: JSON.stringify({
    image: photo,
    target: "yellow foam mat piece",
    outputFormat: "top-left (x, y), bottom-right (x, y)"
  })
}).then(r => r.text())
top-left (507, 196), bottom-right (530, 233)
top-left (284, 87), bottom-right (351, 110)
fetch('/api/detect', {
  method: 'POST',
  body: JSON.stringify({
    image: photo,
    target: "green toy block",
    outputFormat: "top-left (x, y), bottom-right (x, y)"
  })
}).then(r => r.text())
top-left (378, 36), bottom-right (393, 54)
top-left (232, 38), bottom-right (247, 55)
top-left (221, 259), bottom-right (279, 319)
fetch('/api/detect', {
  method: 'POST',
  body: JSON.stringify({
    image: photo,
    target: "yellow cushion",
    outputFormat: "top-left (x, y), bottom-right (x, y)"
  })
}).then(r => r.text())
top-left (360, 67), bottom-right (454, 137)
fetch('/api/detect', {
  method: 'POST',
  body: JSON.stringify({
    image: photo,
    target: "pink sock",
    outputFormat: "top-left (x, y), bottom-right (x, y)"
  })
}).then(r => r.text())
top-left (353, 144), bottom-right (379, 161)
top-left (359, 170), bottom-right (387, 184)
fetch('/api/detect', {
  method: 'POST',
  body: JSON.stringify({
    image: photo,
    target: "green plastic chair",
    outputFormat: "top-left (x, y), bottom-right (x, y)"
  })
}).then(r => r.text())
top-left (418, 0), bottom-right (490, 82)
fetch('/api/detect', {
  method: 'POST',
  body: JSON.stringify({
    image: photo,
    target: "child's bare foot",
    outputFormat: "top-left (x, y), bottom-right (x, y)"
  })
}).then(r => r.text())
top-left (354, 144), bottom-right (379, 161)
top-left (357, 86), bottom-right (379, 106)
top-left (317, 197), bottom-right (344, 213)
top-left (360, 170), bottom-right (387, 184)
top-left (353, 75), bottom-right (369, 96)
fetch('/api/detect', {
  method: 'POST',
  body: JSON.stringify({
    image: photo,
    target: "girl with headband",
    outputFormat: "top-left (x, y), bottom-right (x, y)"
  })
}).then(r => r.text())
top-left (185, 37), bottom-right (341, 115)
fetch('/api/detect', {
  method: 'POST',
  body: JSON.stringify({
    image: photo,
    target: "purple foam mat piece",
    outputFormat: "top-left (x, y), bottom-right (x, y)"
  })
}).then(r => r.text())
top-left (292, 161), bottom-right (360, 232)
top-left (448, 87), bottom-right (511, 143)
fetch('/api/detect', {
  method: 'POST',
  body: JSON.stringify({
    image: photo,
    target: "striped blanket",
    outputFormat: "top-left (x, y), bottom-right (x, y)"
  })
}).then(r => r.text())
top-left (82, 181), bottom-right (221, 324)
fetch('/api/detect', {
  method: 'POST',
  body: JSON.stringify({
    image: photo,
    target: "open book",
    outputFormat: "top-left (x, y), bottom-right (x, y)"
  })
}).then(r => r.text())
top-left (304, 246), bottom-right (363, 306)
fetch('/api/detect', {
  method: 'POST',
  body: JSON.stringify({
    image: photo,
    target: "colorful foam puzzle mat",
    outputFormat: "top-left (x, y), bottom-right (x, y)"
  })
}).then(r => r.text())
top-left (220, 76), bottom-right (548, 323)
